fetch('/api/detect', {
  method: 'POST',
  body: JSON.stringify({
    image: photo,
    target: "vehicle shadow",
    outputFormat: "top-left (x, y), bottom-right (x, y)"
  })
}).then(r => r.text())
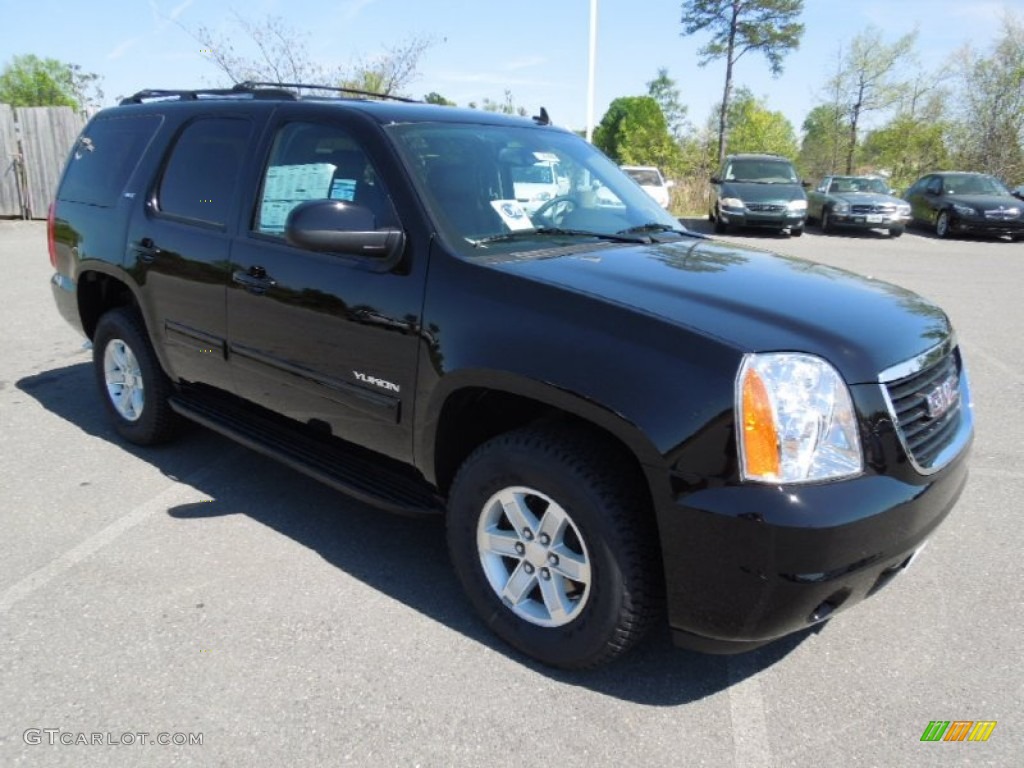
top-left (680, 217), bottom-right (800, 239)
top-left (18, 362), bottom-right (815, 705)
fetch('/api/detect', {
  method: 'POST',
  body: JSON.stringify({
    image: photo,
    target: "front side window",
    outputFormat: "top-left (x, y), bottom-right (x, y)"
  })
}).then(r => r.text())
top-left (253, 121), bottom-right (396, 236)
top-left (157, 118), bottom-right (251, 226)
top-left (387, 122), bottom-right (678, 255)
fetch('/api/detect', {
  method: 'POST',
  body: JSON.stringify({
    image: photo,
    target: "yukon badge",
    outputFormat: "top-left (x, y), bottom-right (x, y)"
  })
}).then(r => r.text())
top-left (353, 371), bottom-right (400, 393)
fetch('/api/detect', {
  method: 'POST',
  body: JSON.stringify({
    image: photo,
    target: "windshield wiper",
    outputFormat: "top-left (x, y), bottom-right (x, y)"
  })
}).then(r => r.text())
top-left (471, 227), bottom-right (649, 247)
top-left (617, 222), bottom-right (688, 236)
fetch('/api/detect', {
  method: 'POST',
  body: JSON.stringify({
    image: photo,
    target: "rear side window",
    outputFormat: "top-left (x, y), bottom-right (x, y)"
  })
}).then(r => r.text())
top-left (157, 118), bottom-right (252, 226)
top-left (58, 115), bottom-right (161, 207)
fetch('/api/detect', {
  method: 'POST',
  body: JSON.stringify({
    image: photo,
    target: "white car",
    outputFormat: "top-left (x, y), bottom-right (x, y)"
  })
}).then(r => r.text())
top-left (621, 165), bottom-right (673, 209)
top-left (511, 157), bottom-right (569, 213)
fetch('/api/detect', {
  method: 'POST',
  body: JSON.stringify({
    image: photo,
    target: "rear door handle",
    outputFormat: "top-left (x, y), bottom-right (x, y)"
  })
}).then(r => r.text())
top-left (232, 268), bottom-right (276, 294)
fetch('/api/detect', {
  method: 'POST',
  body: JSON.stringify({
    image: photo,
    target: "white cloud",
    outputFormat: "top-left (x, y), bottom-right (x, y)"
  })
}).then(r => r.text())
top-left (504, 55), bottom-right (546, 72)
top-left (170, 0), bottom-right (195, 20)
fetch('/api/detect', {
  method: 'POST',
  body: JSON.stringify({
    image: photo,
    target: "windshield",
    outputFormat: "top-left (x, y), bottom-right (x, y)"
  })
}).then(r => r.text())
top-left (725, 159), bottom-right (798, 183)
top-left (623, 168), bottom-right (663, 186)
top-left (828, 177), bottom-right (890, 194)
top-left (944, 174), bottom-right (1011, 196)
top-left (386, 122), bottom-right (681, 255)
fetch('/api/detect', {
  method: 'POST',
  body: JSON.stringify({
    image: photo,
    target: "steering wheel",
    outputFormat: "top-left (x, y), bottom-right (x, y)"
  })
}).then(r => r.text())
top-left (532, 195), bottom-right (577, 227)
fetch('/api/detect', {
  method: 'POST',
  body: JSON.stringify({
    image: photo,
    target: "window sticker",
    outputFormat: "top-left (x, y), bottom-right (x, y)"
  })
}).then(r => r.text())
top-left (258, 163), bottom-right (336, 233)
top-left (490, 200), bottom-right (534, 231)
top-left (329, 178), bottom-right (357, 202)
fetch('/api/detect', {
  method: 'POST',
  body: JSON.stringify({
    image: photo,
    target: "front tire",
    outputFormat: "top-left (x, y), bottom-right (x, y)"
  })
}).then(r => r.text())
top-left (790, 225), bottom-right (804, 237)
top-left (821, 209), bottom-right (835, 234)
top-left (936, 210), bottom-right (951, 238)
top-left (890, 226), bottom-right (905, 238)
top-left (446, 425), bottom-right (660, 669)
top-left (93, 307), bottom-right (178, 445)
top-left (713, 204), bottom-right (728, 234)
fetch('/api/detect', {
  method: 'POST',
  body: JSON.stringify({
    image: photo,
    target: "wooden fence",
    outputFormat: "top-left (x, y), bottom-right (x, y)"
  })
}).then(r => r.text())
top-left (0, 105), bottom-right (87, 219)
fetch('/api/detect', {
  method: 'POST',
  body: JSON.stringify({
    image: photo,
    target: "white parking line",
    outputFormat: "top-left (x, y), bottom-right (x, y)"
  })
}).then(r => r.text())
top-left (0, 455), bottom-right (236, 615)
top-left (728, 654), bottom-right (774, 768)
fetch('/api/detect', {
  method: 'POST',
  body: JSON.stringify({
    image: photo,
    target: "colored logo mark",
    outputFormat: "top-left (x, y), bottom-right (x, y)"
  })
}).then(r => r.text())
top-left (920, 720), bottom-right (996, 742)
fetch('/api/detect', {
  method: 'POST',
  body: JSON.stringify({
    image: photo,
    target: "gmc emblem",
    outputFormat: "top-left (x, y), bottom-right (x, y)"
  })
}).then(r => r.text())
top-left (924, 374), bottom-right (959, 420)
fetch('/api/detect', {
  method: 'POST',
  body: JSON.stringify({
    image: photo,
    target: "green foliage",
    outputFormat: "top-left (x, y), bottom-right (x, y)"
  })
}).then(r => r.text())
top-left (594, 96), bottom-right (681, 170)
top-left (423, 92), bottom-right (456, 106)
top-left (946, 13), bottom-right (1024, 183)
top-left (0, 54), bottom-right (101, 110)
top-left (646, 68), bottom-right (688, 138)
top-left (478, 90), bottom-right (527, 117)
top-left (861, 115), bottom-right (948, 191)
top-left (797, 104), bottom-right (850, 179)
top-left (723, 88), bottom-right (798, 158)
top-left (680, 0), bottom-right (805, 166)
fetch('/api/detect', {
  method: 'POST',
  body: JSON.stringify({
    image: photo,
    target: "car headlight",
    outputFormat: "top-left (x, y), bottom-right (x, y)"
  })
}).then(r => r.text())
top-left (720, 197), bottom-right (744, 209)
top-left (736, 353), bottom-right (863, 483)
top-left (897, 203), bottom-right (911, 214)
top-left (787, 199), bottom-right (807, 212)
top-left (952, 203), bottom-right (976, 216)
top-left (833, 202), bottom-right (850, 214)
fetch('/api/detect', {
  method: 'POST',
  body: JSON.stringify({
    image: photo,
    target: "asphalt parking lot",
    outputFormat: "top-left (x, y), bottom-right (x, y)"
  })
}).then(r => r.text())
top-left (1, 219), bottom-right (1020, 767)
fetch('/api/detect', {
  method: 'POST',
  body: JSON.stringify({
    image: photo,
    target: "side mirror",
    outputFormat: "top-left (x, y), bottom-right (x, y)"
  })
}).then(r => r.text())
top-left (710, 176), bottom-right (721, 185)
top-left (285, 200), bottom-right (404, 261)
top-left (665, 179), bottom-right (675, 188)
top-left (801, 179), bottom-right (811, 188)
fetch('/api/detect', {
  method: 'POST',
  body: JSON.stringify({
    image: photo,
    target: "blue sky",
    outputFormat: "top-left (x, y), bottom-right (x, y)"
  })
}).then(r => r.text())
top-left (0, 0), bottom-right (1013, 134)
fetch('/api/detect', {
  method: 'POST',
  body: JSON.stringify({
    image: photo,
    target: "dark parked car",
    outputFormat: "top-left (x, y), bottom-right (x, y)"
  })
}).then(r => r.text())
top-left (709, 153), bottom-right (808, 236)
top-left (904, 172), bottom-right (1024, 240)
top-left (807, 175), bottom-right (911, 237)
top-left (48, 83), bottom-right (973, 669)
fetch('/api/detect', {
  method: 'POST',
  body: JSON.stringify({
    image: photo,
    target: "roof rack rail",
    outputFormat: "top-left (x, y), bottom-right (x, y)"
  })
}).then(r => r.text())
top-left (119, 83), bottom-right (298, 105)
top-left (236, 81), bottom-right (420, 103)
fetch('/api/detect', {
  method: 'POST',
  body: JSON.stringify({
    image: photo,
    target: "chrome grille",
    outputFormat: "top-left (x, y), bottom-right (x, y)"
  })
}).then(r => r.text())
top-left (983, 208), bottom-right (1019, 221)
top-left (747, 203), bottom-right (785, 213)
top-left (883, 349), bottom-right (962, 470)
top-left (851, 203), bottom-right (896, 215)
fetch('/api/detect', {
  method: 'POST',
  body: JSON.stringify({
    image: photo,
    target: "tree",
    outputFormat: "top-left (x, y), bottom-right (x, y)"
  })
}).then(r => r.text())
top-left (945, 13), bottom-right (1024, 182)
top-left (0, 55), bottom-right (102, 111)
top-left (680, 0), bottom-right (804, 167)
top-left (828, 26), bottom-right (917, 173)
top-left (798, 104), bottom-right (850, 180)
top-left (424, 92), bottom-right (456, 106)
top-left (721, 87), bottom-right (798, 158)
top-left (646, 68), bottom-right (688, 139)
top-left (183, 12), bottom-right (431, 97)
top-left (861, 115), bottom-right (948, 191)
top-left (477, 90), bottom-right (527, 117)
top-left (594, 96), bottom-right (681, 170)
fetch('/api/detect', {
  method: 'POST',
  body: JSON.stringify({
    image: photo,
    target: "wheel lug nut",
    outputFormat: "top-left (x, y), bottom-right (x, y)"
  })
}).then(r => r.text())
top-left (540, 568), bottom-right (551, 580)
top-left (514, 542), bottom-right (525, 555)
top-left (522, 529), bottom-right (533, 540)
top-left (538, 533), bottom-right (550, 545)
top-left (524, 563), bottom-right (535, 574)
top-left (547, 553), bottom-right (558, 565)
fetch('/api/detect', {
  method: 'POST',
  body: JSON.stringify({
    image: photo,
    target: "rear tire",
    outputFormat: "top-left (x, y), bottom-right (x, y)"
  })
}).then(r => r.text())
top-left (822, 209), bottom-right (835, 234)
top-left (446, 424), bottom-right (660, 669)
top-left (790, 226), bottom-right (804, 237)
top-left (93, 307), bottom-right (178, 445)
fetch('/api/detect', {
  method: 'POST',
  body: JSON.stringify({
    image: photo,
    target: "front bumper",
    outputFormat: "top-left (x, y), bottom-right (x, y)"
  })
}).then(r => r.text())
top-left (951, 215), bottom-right (1024, 237)
top-left (829, 212), bottom-right (910, 230)
top-left (648, 381), bottom-right (973, 653)
top-left (720, 207), bottom-right (805, 231)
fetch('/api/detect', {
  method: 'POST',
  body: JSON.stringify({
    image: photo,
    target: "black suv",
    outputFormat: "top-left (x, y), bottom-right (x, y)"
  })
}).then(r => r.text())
top-left (709, 153), bottom-right (808, 236)
top-left (48, 83), bottom-right (973, 669)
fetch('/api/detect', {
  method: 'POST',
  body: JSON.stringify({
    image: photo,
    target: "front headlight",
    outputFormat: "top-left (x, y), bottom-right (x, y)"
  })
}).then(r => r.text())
top-left (833, 202), bottom-right (850, 214)
top-left (736, 353), bottom-right (863, 483)
top-left (952, 203), bottom-right (976, 216)
top-left (898, 203), bottom-right (911, 214)
top-left (787, 199), bottom-right (807, 212)
top-left (720, 197), bottom-right (744, 209)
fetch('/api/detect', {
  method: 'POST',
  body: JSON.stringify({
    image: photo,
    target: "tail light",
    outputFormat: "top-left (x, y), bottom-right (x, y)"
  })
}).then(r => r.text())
top-left (47, 202), bottom-right (57, 269)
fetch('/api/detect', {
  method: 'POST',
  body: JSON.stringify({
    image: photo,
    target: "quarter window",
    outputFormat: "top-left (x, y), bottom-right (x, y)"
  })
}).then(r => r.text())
top-left (157, 118), bottom-right (251, 226)
top-left (59, 115), bottom-right (162, 207)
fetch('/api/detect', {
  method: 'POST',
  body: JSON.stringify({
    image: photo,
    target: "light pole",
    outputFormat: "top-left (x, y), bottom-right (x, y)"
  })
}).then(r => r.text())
top-left (585, 0), bottom-right (597, 143)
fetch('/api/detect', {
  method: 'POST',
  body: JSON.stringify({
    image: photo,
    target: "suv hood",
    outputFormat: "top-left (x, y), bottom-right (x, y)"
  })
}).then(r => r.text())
top-left (721, 181), bottom-right (805, 203)
top-left (832, 192), bottom-right (904, 206)
top-left (493, 238), bottom-right (949, 384)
